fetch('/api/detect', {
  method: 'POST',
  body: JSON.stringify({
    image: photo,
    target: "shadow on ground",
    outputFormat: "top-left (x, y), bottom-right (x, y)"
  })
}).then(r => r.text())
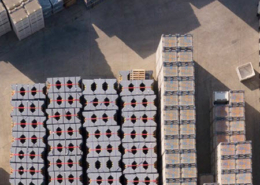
top-left (196, 62), bottom-right (260, 184)
top-left (0, 168), bottom-right (10, 185)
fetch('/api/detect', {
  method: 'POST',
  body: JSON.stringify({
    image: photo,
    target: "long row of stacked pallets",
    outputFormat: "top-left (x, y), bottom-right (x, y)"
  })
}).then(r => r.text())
top-left (156, 34), bottom-right (198, 185)
top-left (10, 84), bottom-right (47, 185)
top-left (119, 72), bottom-right (159, 185)
top-left (209, 91), bottom-right (253, 185)
top-left (9, 74), bottom-right (159, 185)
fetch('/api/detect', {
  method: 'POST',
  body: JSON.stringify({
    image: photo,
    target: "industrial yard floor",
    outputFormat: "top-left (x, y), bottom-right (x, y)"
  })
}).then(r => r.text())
top-left (0, 0), bottom-right (259, 184)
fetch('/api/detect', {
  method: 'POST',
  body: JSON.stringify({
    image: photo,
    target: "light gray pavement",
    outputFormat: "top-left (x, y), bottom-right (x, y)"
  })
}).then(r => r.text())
top-left (0, 0), bottom-right (259, 184)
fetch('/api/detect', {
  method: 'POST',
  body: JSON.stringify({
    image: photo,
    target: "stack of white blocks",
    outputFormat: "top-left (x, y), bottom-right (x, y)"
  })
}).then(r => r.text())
top-left (0, 1), bottom-right (11, 37)
top-left (2, 0), bottom-right (44, 40)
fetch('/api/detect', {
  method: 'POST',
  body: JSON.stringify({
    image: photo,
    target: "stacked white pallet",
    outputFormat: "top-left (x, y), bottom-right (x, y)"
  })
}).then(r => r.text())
top-left (24, 0), bottom-right (44, 34)
top-left (2, 0), bottom-right (23, 13)
top-left (0, 1), bottom-right (11, 37)
top-left (9, 8), bottom-right (32, 40)
top-left (156, 34), bottom-right (197, 185)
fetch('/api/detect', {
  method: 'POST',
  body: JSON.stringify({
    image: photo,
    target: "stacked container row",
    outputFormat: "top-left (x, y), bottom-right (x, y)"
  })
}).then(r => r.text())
top-left (46, 77), bottom-right (84, 185)
top-left (119, 78), bottom-right (159, 185)
top-left (156, 34), bottom-right (197, 185)
top-left (10, 83), bottom-right (47, 185)
top-left (82, 79), bottom-right (122, 185)
top-left (0, 1), bottom-right (11, 36)
top-left (2, 0), bottom-right (44, 40)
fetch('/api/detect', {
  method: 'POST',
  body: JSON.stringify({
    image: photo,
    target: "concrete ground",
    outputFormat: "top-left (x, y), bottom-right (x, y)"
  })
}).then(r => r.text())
top-left (0, 0), bottom-right (259, 184)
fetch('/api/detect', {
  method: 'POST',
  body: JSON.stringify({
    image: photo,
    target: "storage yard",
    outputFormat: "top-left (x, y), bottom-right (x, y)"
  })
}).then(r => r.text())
top-left (0, 0), bottom-right (259, 185)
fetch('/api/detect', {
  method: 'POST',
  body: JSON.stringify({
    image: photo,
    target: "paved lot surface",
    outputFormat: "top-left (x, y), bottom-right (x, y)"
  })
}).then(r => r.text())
top-left (0, 0), bottom-right (259, 184)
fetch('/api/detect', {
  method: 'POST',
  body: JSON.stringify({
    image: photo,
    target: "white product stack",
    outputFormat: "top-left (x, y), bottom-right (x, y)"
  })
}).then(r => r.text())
top-left (9, 8), bottom-right (32, 40)
top-left (24, 0), bottom-right (44, 34)
top-left (0, 1), bottom-right (11, 37)
top-left (2, 0), bottom-right (44, 40)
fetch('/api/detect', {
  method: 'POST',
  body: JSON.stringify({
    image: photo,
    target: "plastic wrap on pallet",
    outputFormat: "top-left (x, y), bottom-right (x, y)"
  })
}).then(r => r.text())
top-left (83, 110), bottom-right (117, 127)
top-left (87, 157), bottom-right (121, 173)
top-left (38, 0), bottom-right (52, 18)
top-left (229, 90), bottom-right (245, 105)
top-left (83, 95), bottom-right (118, 110)
top-left (122, 127), bottom-right (156, 143)
top-left (178, 50), bottom-right (193, 62)
top-left (178, 35), bottom-right (193, 48)
top-left (12, 116), bottom-right (46, 132)
top-left (47, 122), bottom-right (82, 140)
top-left (49, 171), bottom-right (82, 185)
top-left (88, 172), bottom-right (122, 185)
top-left (83, 79), bottom-right (118, 95)
top-left (122, 95), bottom-right (156, 112)
top-left (125, 174), bottom-right (158, 185)
top-left (120, 80), bottom-right (154, 96)
top-left (87, 141), bottom-right (121, 157)
top-left (123, 157), bottom-right (157, 174)
top-left (86, 126), bottom-right (120, 142)
top-left (46, 108), bottom-right (81, 124)
top-left (122, 111), bottom-right (156, 127)
top-left (48, 92), bottom-right (82, 108)
top-left (48, 155), bottom-right (82, 172)
top-left (122, 142), bottom-right (157, 159)
top-left (48, 139), bottom-right (82, 156)
top-left (46, 77), bottom-right (82, 93)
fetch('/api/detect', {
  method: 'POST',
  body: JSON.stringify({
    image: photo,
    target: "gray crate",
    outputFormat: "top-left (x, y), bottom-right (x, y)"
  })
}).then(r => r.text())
top-left (120, 80), bottom-right (154, 96)
top-left (122, 127), bottom-right (156, 143)
top-left (87, 126), bottom-right (120, 142)
top-left (47, 123), bottom-right (82, 140)
top-left (87, 141), bottom-right (121, 157)
top-left (12, 116), bottom-right (46, 133)
top-left (48, 139), bottom-right (82, 156)
top-left (122, 143), bottom-right (157, 159)
top-left (83, 79), bottom-right (117, 95)
top-left (10, 147), bottom-right (44, 164)
top-left (83, 110), bottom-right (117, 127)
top-left (87, 157), bottom-right (121, 173)
top-left (84, 95), bottom-right (118, 110)
top-left (125, 174), bottom-right (158, 185)
top-left (122, 111), bottom-right (156, 127)
top-left (122, 95), bottom-right (156, 112)
top-left (123, 157), bottom-right (157, 174)
top-left (88, 172), bottom-right (122, 185)
top-left (11, 131), bottom-right (45, 148)
top-left (49, 171), bottom-right (82, 185)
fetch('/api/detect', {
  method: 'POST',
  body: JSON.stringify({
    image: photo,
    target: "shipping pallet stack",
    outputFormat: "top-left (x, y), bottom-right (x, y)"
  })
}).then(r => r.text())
top-left (119, 74), bottom-right (159, 185)
top-left (2, 0), bottom-right (44, 40)
top-left (156, 34), bottom-right (198, 185)
top-left (82, 79), bottom-right (123, 185)
top-left (210, 91), bottom-right (253, 184)
top-left (10, 84), bottom-right (47, 185)
top-left (0, 1), bottom-right (11, 37)
top-left (46, 77), bottom-right (84, 185)
top-left (38, 0), bottom-right (52, 18)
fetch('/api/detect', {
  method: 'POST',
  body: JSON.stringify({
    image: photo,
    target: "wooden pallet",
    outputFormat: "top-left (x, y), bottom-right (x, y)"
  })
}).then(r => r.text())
top-left (130, 69), bottom-right (145, 80)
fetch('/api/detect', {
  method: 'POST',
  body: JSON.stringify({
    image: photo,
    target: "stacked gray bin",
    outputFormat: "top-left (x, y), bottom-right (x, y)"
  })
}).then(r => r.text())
top-left (46, 77), bottom-right (83, 185)
top-left (10, 84), bottom-right (46, 185)
top-left (49, 0), bottom-right (64, 14)
top-left (38, 0), bottom-right (52, 18)
top-left (82, 79), bottom-right (122, 185)
top-left (156, 34), bottom-right (197, 185)
top-left (119, 79), bottom-right (159, 185)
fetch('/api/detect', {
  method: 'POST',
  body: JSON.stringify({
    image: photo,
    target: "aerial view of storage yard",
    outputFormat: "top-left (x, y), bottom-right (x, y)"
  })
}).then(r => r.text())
top-left (0, 0), bottom-right (259, 185)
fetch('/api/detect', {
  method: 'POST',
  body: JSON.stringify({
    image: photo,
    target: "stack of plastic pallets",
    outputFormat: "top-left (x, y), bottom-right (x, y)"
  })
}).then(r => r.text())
top-left (38, 0), bottom-right (52, 18)
top-left (156, 34), bottom-right (197, 185)
top-left (46, 77), bottom-right (83, 185)
top-left (82, 79), bottom-right (122, 185)
top-left (216, 142), bottom-right (252, 184)
top-left (210, 91), bottom-right (246, 175)
top-left (10, 83), bottom-right (47, 185)
top-left (2, 0), bottom-right (44, 40)
top-left (49, 0), bottom-right (64, 14)
top-left (0, 1), bottom-right (11, 36)
top-left (119, 78), bottom-right (159, 185)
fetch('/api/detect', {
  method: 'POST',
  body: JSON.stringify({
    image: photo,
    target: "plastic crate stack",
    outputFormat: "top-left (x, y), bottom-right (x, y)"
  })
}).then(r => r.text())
top-left (216, 142), bottom-right (252, 184)
top-left (38, 0), bottom-right (52, 18)
top-left (0, 1), bottom-right (11, 37)
top-left (49, 0), bottom-right (64, 14)
top-left (210, 91), bottom-right (253, 184)
top-left (46, 77), bottom-right (83, 185)
top-left (82, 79), bottom-right (122, 185)
top-left (10, 84), bottom-right (47, 185)
top-left (156, 34), bottom-right (197, 185)
top-left (2, 0), bottom-right (44, 40)
top-left (119, 79), bottom-right (159, 185)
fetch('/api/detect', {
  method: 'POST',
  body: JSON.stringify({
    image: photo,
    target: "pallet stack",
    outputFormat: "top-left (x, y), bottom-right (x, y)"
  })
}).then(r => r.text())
top-left (49, 0), bottom-right (64, 14)
top-left (2, 0), bottom-right (44, 40)
top-left (46, 77), bottom-right (83, 185)
top-left (119, 77), bottom-right (159, 185)
top-left (210, 90), bottom-right (252, 184)
top-left (216, 142), bottom-right (252, 184)
top-left (10, 84), bottom-right (47, 185)
top-left (82, 79), bottom-right (122, 185)
top-left (0, 1), bottom-right (11, 37)
top-left (156, 34), bottom-right (197, 185)
top-left (38, 0), bottom-right (52, 18)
